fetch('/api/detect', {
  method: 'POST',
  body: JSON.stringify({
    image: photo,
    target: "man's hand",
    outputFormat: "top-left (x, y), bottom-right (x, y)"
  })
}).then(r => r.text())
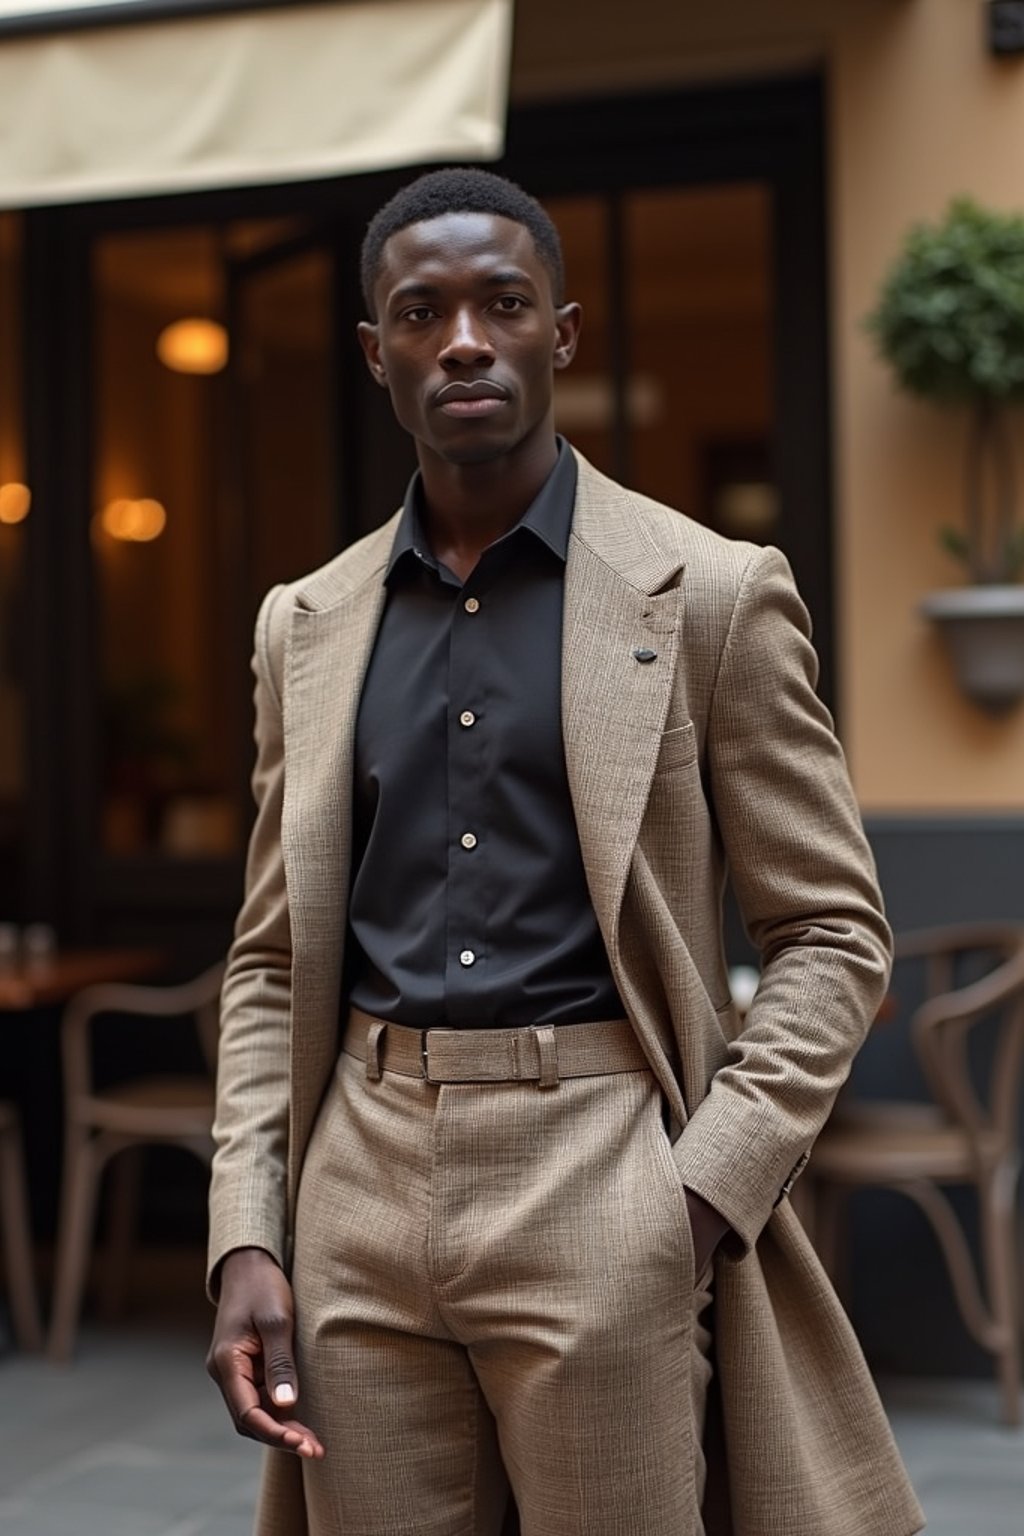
top-left (206, 1246), bottom-right (325, 1460)
top-left (684, 1188), bottom-right (731, 1278)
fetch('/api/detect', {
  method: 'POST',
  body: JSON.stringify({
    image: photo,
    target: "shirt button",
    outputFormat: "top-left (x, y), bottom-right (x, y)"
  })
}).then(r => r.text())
top-left (460, 832), bottom-right (477, 850)
top-left (464, 597), bottom-right (480, 614)
top-left (459, 710), bottom-right (476, 728)
top-left (459, 949), bottom-right (476, 967)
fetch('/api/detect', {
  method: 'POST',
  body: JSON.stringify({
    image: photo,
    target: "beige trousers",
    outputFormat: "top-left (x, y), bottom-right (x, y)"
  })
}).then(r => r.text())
top-left (291, 1036), bottom-right (713, 1536)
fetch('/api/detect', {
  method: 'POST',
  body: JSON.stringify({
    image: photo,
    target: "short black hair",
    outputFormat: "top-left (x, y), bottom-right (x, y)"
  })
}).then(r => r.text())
top-left (360, 166), bottom-right (565, 318)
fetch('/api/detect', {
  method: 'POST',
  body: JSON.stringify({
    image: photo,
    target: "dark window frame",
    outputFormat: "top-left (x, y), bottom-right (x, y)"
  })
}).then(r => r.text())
top-left (22, 72), bottom-right (832, 944)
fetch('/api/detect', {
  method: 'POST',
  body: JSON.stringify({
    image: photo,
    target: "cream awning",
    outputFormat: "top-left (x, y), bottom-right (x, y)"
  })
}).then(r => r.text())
top-left (0, 0), bottom-right (513, 207)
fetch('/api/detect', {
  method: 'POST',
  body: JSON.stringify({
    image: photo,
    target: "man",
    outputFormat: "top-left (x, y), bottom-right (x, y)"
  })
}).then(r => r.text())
top-left (207, 167), bottom-right (923, 1536)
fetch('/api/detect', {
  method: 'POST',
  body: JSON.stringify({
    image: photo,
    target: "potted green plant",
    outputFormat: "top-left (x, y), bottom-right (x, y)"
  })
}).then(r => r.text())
top-left (867, 197), bottom-right (1024, 711)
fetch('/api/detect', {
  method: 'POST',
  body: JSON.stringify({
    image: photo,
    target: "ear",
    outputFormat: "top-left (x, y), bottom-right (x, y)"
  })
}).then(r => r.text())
top-left (552, 302), bottom-right (582, 372)
top-left (357, 320), bottom-right (388, 387)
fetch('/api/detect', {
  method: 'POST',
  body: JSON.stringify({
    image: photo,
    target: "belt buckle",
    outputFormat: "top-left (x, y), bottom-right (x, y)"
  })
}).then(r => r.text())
top-left (420, 1029), bottom-right (432, 1082)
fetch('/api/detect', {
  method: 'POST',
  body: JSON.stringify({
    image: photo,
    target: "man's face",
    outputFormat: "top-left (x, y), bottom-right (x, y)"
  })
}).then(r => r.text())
top-left (358, 212), bottom-right (579, 466)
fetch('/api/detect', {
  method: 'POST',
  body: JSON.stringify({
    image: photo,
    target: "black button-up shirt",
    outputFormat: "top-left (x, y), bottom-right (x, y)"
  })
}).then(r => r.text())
top-left (346, 441), bottom-right (623, 1028)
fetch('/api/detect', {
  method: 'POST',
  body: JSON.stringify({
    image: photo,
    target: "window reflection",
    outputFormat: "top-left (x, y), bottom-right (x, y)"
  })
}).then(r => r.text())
top-left (92, 220), bottom-right (334, 859)
top-left (544, 196), bottom-right (614, 473)
top-left (544, 183), bottom-right (776, 536)
top-left (235, 245), bottom-right (334, 610)
top-left (625, 183), bottom-right (776, 533)
top-left (0, 213), bottom-right (26, 913)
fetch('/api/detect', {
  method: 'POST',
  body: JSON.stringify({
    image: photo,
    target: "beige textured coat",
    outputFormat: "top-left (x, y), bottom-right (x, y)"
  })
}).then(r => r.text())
top-left (209, 453), bottom-right (925, 1536)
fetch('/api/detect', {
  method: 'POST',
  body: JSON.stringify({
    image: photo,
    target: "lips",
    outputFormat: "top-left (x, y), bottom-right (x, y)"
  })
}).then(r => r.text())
top-left (434, 379), bottom-right (510, 406)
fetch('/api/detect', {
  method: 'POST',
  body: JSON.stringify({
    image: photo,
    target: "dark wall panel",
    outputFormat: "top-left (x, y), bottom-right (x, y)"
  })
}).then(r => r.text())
top-left (841, 817), bottom-right (1024, 1379)
top-left (727, 814), bottom-right (1023, 1377)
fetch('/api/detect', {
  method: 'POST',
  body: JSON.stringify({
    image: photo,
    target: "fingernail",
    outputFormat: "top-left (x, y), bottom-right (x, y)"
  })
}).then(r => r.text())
top-left (274, 1384), bottom-right (296, 1406)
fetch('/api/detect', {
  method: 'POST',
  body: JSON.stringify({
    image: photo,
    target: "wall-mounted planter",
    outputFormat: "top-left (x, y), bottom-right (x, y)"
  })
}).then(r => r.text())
top-left (920, 586), bottom-right (1024, 712)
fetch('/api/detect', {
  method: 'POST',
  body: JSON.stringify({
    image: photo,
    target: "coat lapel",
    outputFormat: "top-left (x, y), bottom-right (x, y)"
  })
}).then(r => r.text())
top-left (282, 520), bottom-right (396, 1201)
top-left (562, 456), bottom-right (685, 962)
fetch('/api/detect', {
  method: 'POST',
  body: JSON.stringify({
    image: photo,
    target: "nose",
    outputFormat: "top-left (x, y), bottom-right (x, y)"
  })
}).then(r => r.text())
top-left (438, 306), bottom-right (494, 370)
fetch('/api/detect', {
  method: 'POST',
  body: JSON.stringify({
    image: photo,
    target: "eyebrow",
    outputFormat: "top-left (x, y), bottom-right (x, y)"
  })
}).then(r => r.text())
top-left (389, 281), bottom-right (442, 304)
top-left (388, 269), bottom-right (538, 306)
top-left (482, 269), bottom-right (536, 288)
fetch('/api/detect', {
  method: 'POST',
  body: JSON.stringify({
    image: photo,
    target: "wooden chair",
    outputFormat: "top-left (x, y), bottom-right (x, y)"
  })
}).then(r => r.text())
top-left (48, 962), bottom-right (224, 1361)
top-left (806, 923), bottom-right (1024, 1425)
top-left (0, 1101), bottom-right (43, 1351)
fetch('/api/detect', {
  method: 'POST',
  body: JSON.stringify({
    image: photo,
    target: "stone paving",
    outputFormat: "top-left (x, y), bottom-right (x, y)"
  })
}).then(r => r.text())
top-left (0, 1280), bottom-right (1021, 1534)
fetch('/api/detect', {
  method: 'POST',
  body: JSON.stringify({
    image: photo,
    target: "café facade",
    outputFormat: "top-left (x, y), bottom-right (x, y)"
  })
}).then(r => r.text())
top-left (1, 0), bottom-right (1022, 1376)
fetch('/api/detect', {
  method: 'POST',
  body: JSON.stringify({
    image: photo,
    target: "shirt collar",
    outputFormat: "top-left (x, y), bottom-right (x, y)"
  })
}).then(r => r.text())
top-left (385, 436), bottom-right (577, 583)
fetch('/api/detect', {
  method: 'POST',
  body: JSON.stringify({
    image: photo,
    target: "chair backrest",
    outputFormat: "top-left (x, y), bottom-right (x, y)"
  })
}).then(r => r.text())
top-left (896, 926), bottom-right (1024, 1148)
top-left (895, 922), bottom-right (1024, 997)
top-left (61, 961), bottom-right (226, 1107)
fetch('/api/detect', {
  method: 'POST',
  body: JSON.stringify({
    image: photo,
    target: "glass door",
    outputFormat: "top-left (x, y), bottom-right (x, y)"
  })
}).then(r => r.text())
top-left (225, 231), bottom-right (338, 624)
top-left (545, 184), bottom-right (778, 548)
top-left (89, 219), bottom-right (338, 863)
top-left (506, 75), bottom-right (832, 701)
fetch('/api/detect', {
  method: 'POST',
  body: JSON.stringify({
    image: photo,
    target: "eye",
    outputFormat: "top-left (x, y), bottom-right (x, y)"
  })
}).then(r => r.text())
top-left (400, 305), bottom-right (436, 323)
top-left (492, 295), bottom-right (528, 313)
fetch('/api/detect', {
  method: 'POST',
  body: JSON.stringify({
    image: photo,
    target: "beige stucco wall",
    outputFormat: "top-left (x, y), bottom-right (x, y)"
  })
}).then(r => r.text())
top-left (832, 2), bottom-right (1024, 809)
top-left (511, 0), bottom-right (1024, 812)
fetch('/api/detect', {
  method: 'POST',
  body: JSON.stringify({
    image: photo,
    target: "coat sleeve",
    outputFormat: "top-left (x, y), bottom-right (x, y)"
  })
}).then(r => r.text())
top-left (207, 585), bottom-right (293, 1293)
top-left (670, 545), bottom-right (892, 1254)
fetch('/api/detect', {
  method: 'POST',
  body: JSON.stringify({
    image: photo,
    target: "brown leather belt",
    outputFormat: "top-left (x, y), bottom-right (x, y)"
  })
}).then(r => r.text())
top-left (344, 1007), bottom-right (648, 1087)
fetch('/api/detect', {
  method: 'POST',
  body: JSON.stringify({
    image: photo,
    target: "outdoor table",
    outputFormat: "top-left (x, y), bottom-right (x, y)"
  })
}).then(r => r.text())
top-left (0, 947), bottom-right (164, 1012)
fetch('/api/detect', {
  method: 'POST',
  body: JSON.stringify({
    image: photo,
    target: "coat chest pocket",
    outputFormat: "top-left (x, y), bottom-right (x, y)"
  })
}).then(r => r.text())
top-left (654, 719), bottom-right (697, 776)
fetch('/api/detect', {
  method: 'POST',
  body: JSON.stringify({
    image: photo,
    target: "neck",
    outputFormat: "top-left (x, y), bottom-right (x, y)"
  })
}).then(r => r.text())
top-left (416, 425), bottom-right (559, 573)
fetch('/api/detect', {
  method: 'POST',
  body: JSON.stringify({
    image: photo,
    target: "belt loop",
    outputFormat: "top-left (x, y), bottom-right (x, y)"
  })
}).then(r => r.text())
top-left (533, 1025), bottom-right (559, 1089)
top-left (365, 1019), bottom-right (385, 1082)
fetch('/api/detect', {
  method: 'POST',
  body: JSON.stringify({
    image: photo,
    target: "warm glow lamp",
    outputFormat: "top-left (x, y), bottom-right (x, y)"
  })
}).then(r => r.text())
top-left (156, 318), bottom-right (229, 375)
top-left (0, 482), bottom-right (31, 524)
top-left (99, 497), bottom-right (167, 542)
